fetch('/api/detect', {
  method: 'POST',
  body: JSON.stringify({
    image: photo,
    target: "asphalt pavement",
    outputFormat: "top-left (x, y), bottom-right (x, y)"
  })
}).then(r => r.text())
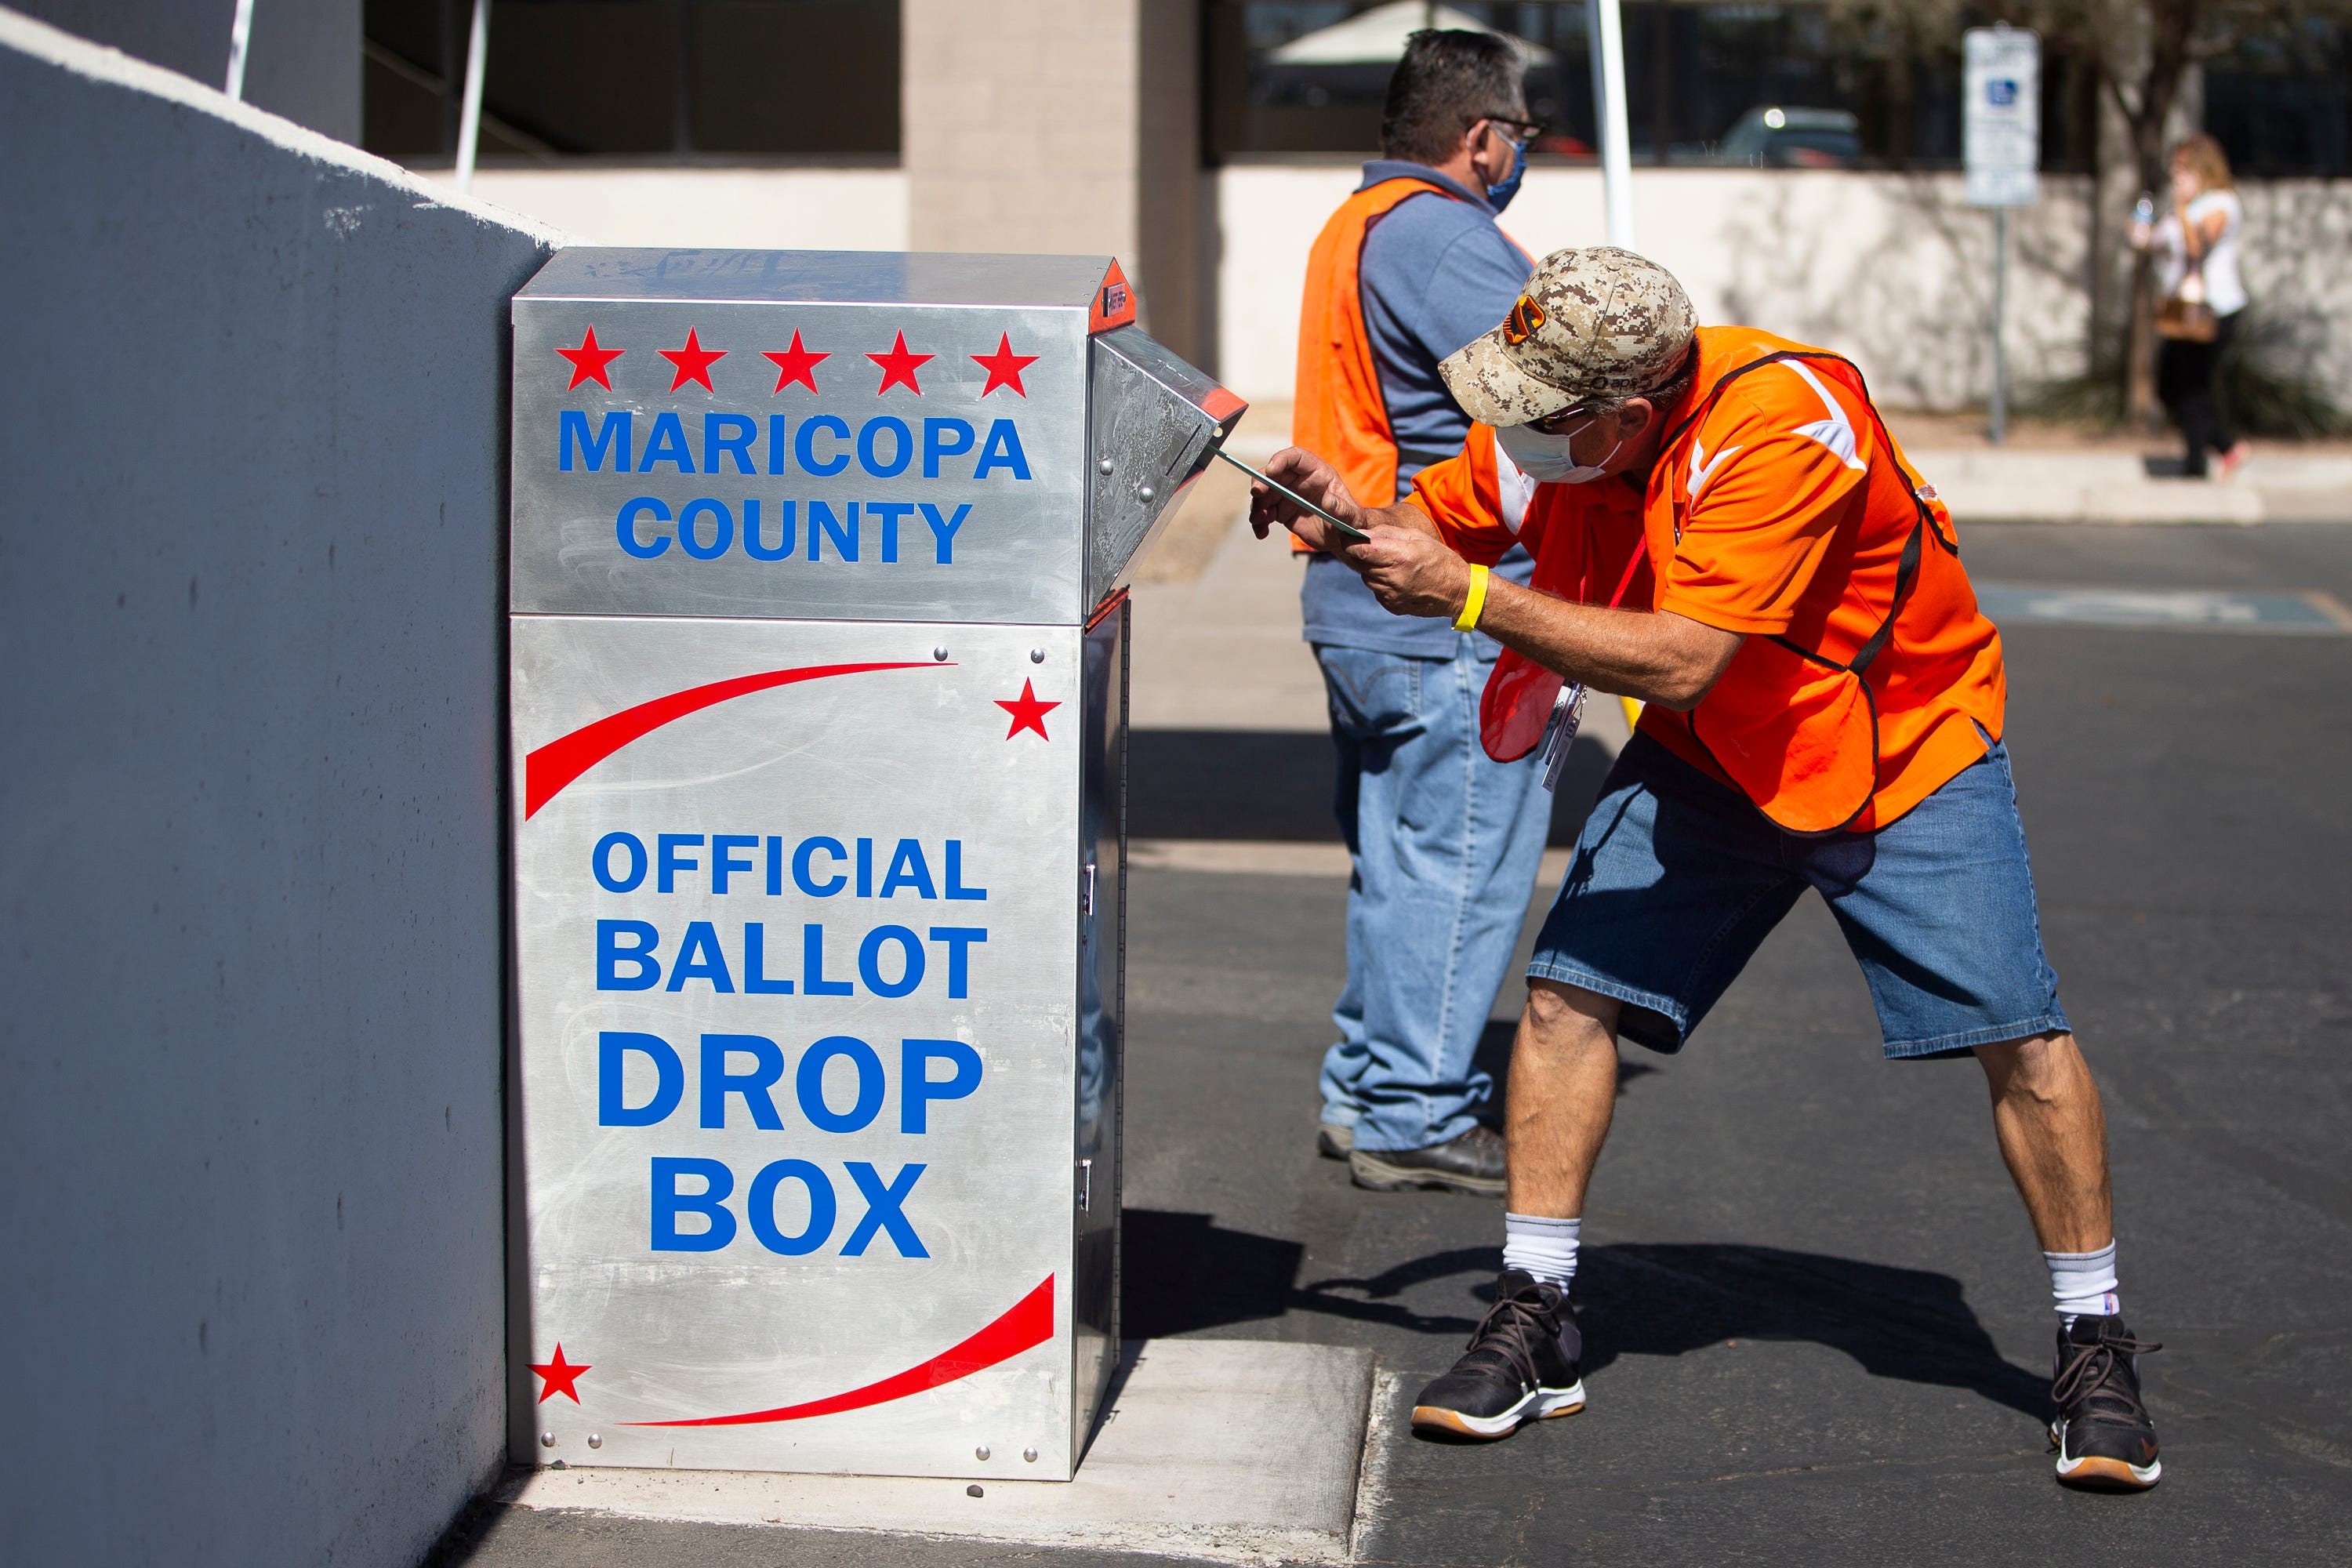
top-left (441, 521), bottom-right (2352, 1566)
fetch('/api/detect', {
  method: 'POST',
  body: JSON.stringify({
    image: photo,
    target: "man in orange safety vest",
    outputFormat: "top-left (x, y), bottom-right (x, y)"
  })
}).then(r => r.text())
top-left (1249, 247), bottom-right (2165, 1494)
top-left (1291, 30), bottom-right (1552, 1199)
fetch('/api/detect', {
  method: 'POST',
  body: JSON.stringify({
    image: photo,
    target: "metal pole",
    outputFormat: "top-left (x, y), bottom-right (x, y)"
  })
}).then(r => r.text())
top-left (1587, 0), bottom-right (1636, 248)
top-left (223, 0), bottom-right (255, 100)
top-left (1991, 205), bottom-right (2009, 445)
top-left (454, 0), bottom-right (491, 194)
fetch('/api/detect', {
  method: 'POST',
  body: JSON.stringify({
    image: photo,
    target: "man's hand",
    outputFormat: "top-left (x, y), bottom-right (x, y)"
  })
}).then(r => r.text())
top-left (1245, 447), bottom-right (1377, 551)
top-left (1348, 519), bottom-right (1476, 620)
top-left (1246, 447), bottom-right (1475, 620)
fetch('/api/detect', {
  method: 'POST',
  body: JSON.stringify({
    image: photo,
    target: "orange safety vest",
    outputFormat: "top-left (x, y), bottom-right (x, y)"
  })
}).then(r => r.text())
top-left (1653, 345), bottom-right (1982, 833)
top-left (1469, 332), bottom-right (2001, 835)
top-left (1292, 177), bottom-right (1461, 520)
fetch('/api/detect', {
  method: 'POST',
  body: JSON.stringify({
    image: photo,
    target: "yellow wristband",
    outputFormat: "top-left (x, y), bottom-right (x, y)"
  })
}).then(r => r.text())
top-left (1454, 563), bottom-right (1490, 632)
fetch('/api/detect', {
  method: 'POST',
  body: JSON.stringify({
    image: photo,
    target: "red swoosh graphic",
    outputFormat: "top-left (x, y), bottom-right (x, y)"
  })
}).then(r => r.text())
top-left (628, 1274), bottom-right (1054, 1428)
top-left (524, 661), bottom-right (941, 818)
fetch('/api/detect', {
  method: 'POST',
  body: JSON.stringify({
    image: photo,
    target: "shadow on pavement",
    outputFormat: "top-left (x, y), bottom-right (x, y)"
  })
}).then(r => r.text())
top-left (1128, 729), bottom-right (1617, 844)
top-left (1572, 1243), bottom-right (2050, 1419)
top-left (1123, 1209), bottom-right (1306, 1337)
top-left (1130, 731), bottom-right (1335, 841)
top-left (1123, 1212), bottom-right (2043, 1420)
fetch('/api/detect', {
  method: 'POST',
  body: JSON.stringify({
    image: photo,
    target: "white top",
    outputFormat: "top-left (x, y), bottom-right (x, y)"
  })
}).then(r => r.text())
top-left (2158, 190), bottom-right (2247, 317)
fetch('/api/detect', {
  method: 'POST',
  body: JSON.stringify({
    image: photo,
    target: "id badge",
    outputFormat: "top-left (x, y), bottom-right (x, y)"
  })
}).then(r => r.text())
top-left (1538, 681), bottom-right (1588, 793)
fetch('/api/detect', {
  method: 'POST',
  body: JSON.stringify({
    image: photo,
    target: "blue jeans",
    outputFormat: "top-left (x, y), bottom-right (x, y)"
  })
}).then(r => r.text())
top-left (1315, 641), bottom-right (1554, 1152)
top-left (1530, 731), bottom-right (2070, 1058)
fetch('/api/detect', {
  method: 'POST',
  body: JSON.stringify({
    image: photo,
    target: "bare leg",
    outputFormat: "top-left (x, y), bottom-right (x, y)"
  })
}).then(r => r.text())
top-left (1973, 1032), bottom-right (2114, 1254)
top-left (1506, 980), bottom-right (1624, 1217)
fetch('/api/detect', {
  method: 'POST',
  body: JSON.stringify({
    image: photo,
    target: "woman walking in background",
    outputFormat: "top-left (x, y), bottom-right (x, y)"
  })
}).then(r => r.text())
top-left (2134, 133), bottom-right (2252, 480)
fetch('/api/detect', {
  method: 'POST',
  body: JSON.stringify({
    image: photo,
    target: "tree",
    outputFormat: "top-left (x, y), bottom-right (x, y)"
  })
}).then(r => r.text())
top-left (1822, 0), bottom-right (1969, 167)
top-left (2011, 0), bottom-right (2192, 421)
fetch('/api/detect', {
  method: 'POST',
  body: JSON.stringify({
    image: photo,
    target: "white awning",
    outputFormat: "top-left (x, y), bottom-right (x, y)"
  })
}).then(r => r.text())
top-left (1267, 1), bottom-right (1555, 68)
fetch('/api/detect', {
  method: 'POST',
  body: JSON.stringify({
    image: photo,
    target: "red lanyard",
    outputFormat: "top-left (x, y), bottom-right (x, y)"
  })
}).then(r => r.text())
top-left (1579, 503), bottom-right (1647, 610)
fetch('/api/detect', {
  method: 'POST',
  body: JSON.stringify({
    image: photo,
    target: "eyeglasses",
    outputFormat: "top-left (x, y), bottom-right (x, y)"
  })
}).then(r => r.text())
top-left (1534, 405), bottom-right (1599, 436)
top-left (1480, 116), bottom-right (1546, 150)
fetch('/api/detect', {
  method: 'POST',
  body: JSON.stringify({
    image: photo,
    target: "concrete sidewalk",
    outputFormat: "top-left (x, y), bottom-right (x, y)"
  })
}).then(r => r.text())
top-left (1905, 448), bottom-right (2352, 525)
top-left (478, 1341), bottom-right (1376, 1566)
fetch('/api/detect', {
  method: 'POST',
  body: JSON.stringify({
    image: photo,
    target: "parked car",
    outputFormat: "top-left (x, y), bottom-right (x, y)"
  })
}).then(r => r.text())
top-left (1713, 106), bottom-right (1862, 167)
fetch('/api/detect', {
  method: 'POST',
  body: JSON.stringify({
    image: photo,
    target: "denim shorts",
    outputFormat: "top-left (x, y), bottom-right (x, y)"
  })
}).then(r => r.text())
top-left (1528, 731), bottom-right (2070, 1058)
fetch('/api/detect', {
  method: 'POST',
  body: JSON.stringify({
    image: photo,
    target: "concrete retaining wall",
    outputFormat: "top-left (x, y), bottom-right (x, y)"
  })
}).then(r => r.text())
top-left (0, 11), bottom-right (560, 1565)
top-left (1223, 162), bottom-right (2145, 411)
top-left (1213, 162), bottom-right (2352, 412)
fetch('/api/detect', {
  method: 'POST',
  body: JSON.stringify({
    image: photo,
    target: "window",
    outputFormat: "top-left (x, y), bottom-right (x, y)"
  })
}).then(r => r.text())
top-left (1205, 2), bottom-right (1596, 157)
top-left (361, 0), bottom-right (901, 162)
top-left (2205, 19), bottom-right (2352, 177)
top-left (1203, 1), bottom-right (2112, 169)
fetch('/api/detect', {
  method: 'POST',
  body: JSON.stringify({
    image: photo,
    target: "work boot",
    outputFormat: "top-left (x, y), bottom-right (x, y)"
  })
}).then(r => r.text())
top-left (2049, 1314), bottom-right (2164, 1490)
top-left (1348, 1123), bottom-right (1505, 1196)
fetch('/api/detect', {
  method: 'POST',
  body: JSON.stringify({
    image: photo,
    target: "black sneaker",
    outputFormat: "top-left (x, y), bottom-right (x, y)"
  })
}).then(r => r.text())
top-left (1410, 1269), bottom-right (1585, 1439)
top-left (2049, 1313), bottom-right (2163, 1490)
top-left (1349, 1123), bottom-right (1506, 1196)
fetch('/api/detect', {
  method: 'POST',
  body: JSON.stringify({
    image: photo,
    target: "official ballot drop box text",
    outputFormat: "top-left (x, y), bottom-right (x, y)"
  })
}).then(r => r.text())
top-left (506, 249), bottom-right (1242, 1479)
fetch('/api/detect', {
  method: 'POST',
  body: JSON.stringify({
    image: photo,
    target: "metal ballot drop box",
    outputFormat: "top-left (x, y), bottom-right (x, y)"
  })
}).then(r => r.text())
top-left (506, 250), bottom-right (1242, 1479)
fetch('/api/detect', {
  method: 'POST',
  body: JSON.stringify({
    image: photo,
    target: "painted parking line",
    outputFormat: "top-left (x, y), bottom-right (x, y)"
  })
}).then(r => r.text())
top-left (1974, 583), bottom-right (2352, 634)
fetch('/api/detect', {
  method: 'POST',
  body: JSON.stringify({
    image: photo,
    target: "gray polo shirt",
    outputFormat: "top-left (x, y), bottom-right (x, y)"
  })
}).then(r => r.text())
top-left (1301, 161), bottom-right (1534, 660)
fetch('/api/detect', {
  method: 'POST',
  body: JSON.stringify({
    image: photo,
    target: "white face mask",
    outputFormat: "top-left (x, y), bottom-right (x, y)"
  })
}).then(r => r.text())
top-left (1494, 416), bottom-right (1621, 485)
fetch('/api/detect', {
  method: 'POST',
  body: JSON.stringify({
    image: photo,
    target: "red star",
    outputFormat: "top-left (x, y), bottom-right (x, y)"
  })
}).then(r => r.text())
top-left (971, 333), bottom-right (1040, 397)
top-left (660, 328), bottom-right (727, 392)
top-left (530, 1344), bottom-right (591, 1405)
top-left (556, 325), bottom-right (623, 390)
top-left (869, 332), bottom-right (935, 395)
top-left (995, 678), bottom-right (1059, 741)
top-left (762, 329), bottom-right (829, 394)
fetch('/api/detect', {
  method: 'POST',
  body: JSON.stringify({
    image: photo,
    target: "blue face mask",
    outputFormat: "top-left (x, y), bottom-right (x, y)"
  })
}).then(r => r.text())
top-left (1486, 138), bottom-right (1529, 214)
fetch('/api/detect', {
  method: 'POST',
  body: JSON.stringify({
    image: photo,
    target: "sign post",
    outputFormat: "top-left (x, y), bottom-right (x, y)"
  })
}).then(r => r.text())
top-left (1588, 0), bottom-right (1635, 248)
top-left (506, 249), bottom-right (1240, 1480)
top-left (1965, 24), bottom-right (2041, 445)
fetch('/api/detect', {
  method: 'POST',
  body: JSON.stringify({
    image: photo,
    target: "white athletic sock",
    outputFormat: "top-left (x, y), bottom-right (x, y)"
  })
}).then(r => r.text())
top-left (2046, 1240), bottom-right (2120, 1323)
top-left (1503, 1214), bottom-right (1581, 1290)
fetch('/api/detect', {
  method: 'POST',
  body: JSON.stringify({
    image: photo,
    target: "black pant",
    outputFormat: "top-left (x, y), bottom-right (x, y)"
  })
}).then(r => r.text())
top-left (2156, 310), bottom-right (2240, 474)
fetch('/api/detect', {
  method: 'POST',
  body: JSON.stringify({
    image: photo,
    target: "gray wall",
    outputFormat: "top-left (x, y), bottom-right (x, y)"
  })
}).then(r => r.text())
top-left (13, 0), bottom-right (359, 140)
top-left (0, 11), bottom-right (557, 1564)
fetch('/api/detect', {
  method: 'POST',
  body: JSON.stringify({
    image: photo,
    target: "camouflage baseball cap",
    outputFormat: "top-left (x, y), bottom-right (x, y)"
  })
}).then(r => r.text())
top-left (1440, 247), bottom-right (1697, 426)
